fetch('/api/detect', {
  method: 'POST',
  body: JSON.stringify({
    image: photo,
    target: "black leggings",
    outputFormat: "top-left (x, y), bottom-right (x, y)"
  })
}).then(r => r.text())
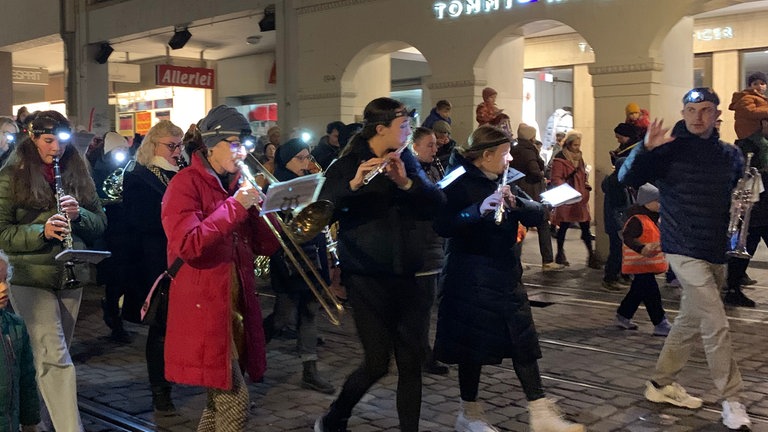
top-left (556, 221), bottom-right (592, 251)
top-left (458, 361), bottom-right (545, 402)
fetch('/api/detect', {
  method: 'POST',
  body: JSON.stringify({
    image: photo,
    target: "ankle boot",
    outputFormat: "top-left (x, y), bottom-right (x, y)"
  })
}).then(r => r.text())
top-left (151, 385), bottom-right (176, 416)
top-left (528, 398), bottom-right (584, 432)
top-left (455, 399), bottom-right (499, 432)
top-left (302, 360), bottom-right (336, 394)
top-left (587, 251), bottom-right (602, 269)
top-left (555, 250), bottom-right (569, 266)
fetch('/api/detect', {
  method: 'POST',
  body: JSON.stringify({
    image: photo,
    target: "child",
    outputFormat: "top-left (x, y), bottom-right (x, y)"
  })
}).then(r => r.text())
top-left (0, 250), bottom-right (40, 432)
top-left (614, 184), bottom-right (673, 336)
top-left (422, 99), bottom-right (452, 129)
top-left (624, 102), bottom-right (650, 138)
top-left (476, 87), bottom-right (504, 126)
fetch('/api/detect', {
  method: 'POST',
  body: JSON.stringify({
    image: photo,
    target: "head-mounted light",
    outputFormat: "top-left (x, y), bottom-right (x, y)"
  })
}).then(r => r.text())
top-left (3, 132), bottom-right (15, 143)
top-left (200, 127), bottom-right (254, 148)
top-left (682, 88), bottom-right (720, 106)
top-left (31, 124), bottom-right (72, 142)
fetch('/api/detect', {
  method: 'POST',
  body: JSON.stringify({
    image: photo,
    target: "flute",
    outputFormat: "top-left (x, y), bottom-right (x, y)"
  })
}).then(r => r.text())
top-left (362, 144), bottom-right (408, 185)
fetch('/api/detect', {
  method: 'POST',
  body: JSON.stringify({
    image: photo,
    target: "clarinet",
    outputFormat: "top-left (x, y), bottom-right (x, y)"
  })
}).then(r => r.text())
top-left (494, 162), bottom-right (509, 225)
top-left (53, 157), bottom-right (79, 288)
top-left (434, 157), bottom-right (446, 179)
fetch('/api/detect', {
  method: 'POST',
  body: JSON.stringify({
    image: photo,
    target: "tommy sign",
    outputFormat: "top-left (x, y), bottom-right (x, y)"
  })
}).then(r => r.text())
top-left (433, 0), bottom-right (568, 20)
top-left (156, 65), bottom-right (215, 89)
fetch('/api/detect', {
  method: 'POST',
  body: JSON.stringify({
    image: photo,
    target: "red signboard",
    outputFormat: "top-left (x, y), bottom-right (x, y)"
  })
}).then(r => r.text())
top-left (156, 65), bottom-right (215, 89)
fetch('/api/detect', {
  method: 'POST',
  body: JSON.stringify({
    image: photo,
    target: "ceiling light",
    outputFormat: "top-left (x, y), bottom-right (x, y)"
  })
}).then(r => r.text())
top-left (168, 28), bottom-right (192, 50)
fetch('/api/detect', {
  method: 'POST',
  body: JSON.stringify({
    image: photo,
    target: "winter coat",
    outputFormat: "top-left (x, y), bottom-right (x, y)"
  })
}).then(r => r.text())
top-left (122, 163), bottom-right (176, 322)
top-left (415, 159), bottom-right (446, 275)
top-left (421, 108), bottom-right (451, 130)
top-left (735, 132), bottom-right (768, 228)
top-left (510, 138), bottom-right (547, 201)
top-left (433, 152), bottom-right (544, 365)
top-left (318, 141), bottom-right (445, 277)
top-left (0, 167), bottom-right (106, 290)
top-left (601, 160), bottom-right (633, 233)
top-left (549, 152), bottom-right (591, 224)
top-left (161, 152), bottom-right (280, 390)
top-left (310, 137), bottom-right (340, 170)
top-left (729, 89), bottom-right (768, 139)
top-left (619, 120), bottom-right (742, 264)
top-left (0, 310), bottom-right (39, 432)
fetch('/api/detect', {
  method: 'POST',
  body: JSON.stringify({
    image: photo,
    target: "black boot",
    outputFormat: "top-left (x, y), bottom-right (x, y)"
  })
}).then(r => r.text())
top-left (587, 250), bottom-right (602, 269)
top-left (724, 289), bottom-right (756, 308)
top-left (314, 409), bottom-right (349, 432)
top-left (555, 249), bottom-right (569, 266)
top-left (302, 360), bottom-right (336, 394)
top-left (151, 385), bottom-right (177, 416)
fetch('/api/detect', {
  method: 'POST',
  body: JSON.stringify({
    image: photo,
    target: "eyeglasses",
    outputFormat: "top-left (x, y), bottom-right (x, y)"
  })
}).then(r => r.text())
top-left (160, 142), bottom-right (184, 151)
top-left (223, 138), bottom-right (245, 151)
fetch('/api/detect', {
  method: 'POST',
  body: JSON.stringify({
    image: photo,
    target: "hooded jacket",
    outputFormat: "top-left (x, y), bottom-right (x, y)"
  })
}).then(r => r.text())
top-left (421, 107), bottom-right (451, 130)
top-left (161, 152), bottom-right (280, 390)
top-left (0, 310), bottom-right (39, 432)
top-left (619, 120), bottom-right (743, 264)
top-left (729, 88), bottom-right (768, 139)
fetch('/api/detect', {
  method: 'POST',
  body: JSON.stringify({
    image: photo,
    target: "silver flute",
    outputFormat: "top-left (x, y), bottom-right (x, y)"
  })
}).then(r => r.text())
top-left (362, 144), bottom-right (408, 185)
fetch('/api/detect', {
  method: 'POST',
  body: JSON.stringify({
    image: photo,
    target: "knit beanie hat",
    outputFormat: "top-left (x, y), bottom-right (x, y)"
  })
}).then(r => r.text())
top-left (613, 122), bottom-right (637, 138)
top-left (636, 183), bottom-right (659, 206)
top-left (103, 131), bottom-right (127, 154)
top-left (482, 87), bottom-right (498, 101)
top-left (748, 72), bottom-right (768, 86)
top-left (275, 138), bottom-right (309, 168)
top-left (432, 120), bottom-right (452, 134)
top-left (517, 123), bottom-right (537, 141)
top-left (198, 105), bottom-right (251, 149)
top-left (625, 103), bottom-right (641, 116)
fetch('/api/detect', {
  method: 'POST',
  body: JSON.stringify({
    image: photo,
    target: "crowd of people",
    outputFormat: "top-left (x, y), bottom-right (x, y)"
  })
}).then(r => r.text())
top-left (0, 80), bottom-right (764, 432)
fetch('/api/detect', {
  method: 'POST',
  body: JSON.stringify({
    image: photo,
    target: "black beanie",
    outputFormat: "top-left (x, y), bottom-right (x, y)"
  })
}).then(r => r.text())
top-left (748, 72), bottom-right (768, 87)
top-left (613, 122), bottom-right (638, 138)
top-left (275, 138), bottom-right (309, 168)
top-left (198, 105), bottom-right (251, 149)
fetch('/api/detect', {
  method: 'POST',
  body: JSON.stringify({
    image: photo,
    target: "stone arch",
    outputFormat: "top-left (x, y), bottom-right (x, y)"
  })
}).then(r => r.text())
top-left (339, 40), bottom-right (432, 124)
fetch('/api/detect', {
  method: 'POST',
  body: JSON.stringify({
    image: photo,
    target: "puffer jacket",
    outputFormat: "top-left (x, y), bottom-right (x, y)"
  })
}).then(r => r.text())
top-left (619, 120), bottom-right (742, 264)
top-left (729, 89), bottom-right (768, 139)
top-left (433, 152), bottom-right (544, 365)
top-left (318, 141), bottom-right (445, 277)
top-left (0, 310), bottom-right (39, 432)
top-left (0, 167), bottom-right (106, 290)
top-left (162, 152), bottom-right (280, 390)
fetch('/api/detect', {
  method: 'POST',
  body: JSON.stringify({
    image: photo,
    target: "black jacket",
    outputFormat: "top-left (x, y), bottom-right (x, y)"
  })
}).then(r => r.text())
top-left (619, 120), bottom-right (743, 264)
top-left (318, 141), bottom-right (445, 276)
top-left (433, 152), bottom-right (544, 365)
top-left (311, 137), bottom-right (340, 170)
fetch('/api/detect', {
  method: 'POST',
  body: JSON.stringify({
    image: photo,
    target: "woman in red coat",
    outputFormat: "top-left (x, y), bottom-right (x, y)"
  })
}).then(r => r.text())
top-left (161, 105), bottom-right (279, 431)
top-left (550, 129), bottom-right (600, 269)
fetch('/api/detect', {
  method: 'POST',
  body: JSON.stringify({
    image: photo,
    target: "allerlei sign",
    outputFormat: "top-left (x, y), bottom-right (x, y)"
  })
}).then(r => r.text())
top-left (433, 0), bottom-right (567, 20)
top-left (156, 65), bottom-right (215, 89)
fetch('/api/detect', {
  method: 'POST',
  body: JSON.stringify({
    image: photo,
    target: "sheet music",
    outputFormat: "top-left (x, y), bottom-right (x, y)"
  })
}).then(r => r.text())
top-left (261, 173), bottom-right (325, 215)
top-left (540, 183), bottom-right (582, 207)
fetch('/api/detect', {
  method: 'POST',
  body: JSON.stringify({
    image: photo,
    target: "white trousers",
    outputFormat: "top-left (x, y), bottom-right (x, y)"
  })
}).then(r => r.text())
top-left (10, 284), bottom-right (84, 432)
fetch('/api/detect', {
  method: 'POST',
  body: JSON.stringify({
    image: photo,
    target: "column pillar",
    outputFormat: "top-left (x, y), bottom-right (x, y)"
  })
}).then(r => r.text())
top-left (589, 17), bottom-right (693, 261)
top-left (0, 52), bottom-right (11, 116)
top-left (484, 36), bottom-right (524, 129)
top-left (712, 50), bottom-right (739, 144)
top-left (276, 0), bottom-right (300, 136)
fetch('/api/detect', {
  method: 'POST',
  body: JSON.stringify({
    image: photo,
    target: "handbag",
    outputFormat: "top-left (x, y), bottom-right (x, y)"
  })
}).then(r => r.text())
top-left (140, 258), bottom-right (183, 327)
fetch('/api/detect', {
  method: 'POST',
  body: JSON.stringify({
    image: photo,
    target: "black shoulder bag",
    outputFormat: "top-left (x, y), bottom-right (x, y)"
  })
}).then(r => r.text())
top-left (140, 258), bottom-right (183, 327)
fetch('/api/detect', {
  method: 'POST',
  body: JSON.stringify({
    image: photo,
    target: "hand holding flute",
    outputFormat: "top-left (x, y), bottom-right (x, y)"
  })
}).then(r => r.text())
top-left (350, 149), bottom-right (409, 191)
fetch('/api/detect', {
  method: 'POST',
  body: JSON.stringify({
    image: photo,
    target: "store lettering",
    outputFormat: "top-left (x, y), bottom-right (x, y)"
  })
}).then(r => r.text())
top-left (433, 0), bottom-right (567, 20)
top-left (155, 65), bottom-right (215, 89)
top-left (694, 27), bottom-right (733, 41)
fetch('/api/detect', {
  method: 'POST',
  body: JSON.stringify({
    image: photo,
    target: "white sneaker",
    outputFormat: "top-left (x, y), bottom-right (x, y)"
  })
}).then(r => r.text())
top-left (455, 400), bottom-right (499, 432)
top-left (644, 381), bottom-right (703, 409)
top-left (542, 262), bottom-right (565, 272)
top-left (528, 398), bottom-right (585, 432)
top-left (722, 400), bottom-right (751, 430)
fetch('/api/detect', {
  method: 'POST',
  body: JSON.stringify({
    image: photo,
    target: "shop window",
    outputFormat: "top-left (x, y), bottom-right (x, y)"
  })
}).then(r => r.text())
top-left (741, 50), bottom-right (768, 88)
top-left (390, 89), bottom-right (423, 126)
top-left (694, 54), bottom-right (712, 88)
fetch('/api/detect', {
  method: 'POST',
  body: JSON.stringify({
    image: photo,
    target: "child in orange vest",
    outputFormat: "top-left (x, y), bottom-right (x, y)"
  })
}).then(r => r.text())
top-left (614, 183), bottom-right (672, 336)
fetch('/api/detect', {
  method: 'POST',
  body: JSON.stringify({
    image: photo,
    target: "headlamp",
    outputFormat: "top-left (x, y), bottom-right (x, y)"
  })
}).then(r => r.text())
top-left (3, 132), bottom-right (14, 143)
top-left (31, 124), bottom-right (72, 142)
top-left (682, 87), bottom-right (720, 105)
top-left (240, 130), bottom-right (256, 150)
top-left (111, 148), bottom-right (129, 164)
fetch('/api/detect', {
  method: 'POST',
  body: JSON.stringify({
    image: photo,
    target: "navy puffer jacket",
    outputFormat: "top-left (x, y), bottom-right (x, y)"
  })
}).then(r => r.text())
top-left (619, 120), bottom-right (743, 264)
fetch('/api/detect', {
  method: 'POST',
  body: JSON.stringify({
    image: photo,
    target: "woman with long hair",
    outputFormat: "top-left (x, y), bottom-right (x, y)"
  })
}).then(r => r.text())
top-left (161, 106), bottom-right (279, 431)
top-left (123, 120), bottom-right (185, 414)
top-left (0, 110), bottom-right (106, 431)
top-left (314, 97), bottom-right (445, 432)
top-left (434, 125), bottom-right (584, 432)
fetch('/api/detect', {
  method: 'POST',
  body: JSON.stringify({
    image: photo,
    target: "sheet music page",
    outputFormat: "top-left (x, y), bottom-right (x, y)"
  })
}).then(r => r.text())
top-left (261, 173), bottom-right (325, 215)
top-left (540, 183), bottom-right (582, 207)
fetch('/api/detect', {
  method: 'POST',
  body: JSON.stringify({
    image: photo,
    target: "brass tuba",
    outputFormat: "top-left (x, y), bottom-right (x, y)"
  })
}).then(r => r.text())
top-left (727, 152), bottom-right (763, 258)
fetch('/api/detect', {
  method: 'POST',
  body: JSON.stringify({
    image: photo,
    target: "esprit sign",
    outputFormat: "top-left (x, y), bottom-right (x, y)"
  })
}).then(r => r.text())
top-left (156, 65), bottom-right (215, 89)
top-left (12, 67), bottom-right (48, 85)
top-left (433, 0), bottom-right (567, 20)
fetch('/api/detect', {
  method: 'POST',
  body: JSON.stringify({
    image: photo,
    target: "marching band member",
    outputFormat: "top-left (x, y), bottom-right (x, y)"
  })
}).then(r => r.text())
top-left (161, 106), bottom-right (279, 431)
top-left (433, 125), bottom-right (584, 432)
top-left (314, 97), bottom-right (445, 432)
top-left (0, 110), bottom-right (106, 432)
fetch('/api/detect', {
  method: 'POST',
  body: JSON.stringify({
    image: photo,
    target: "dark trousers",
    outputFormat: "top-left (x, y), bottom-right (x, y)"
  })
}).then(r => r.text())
top-left (726, 225), bottom-right (768, 291)
top-left (604, 229), bottom-right (623, 282)
top-left (617, 273), bottom-right (666, 325)
top-left (536, 220), bottom-right (555, 263)
top-left (415, 273), bottom-right (439, 366)
top-left (146, 324), bottom-right (170, 388)
top-left (458, 361), bottom-right (545, 402)
top-left (328, 274), bottom-right (431, 432)
top-left (556, 221), bottom-right (592, 252)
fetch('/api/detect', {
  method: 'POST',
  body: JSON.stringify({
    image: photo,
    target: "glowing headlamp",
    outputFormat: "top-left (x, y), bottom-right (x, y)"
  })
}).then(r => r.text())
top-left (31, 125), bottom-right (72, 142)
top-left (201, 127), bottom-right (254, 150)
top-left (3, 132), bottom-right (15, 143)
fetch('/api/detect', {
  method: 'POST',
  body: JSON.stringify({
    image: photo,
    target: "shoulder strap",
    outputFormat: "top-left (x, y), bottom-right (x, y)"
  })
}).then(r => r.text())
top-left (167, 257), bottom-right (184, 278)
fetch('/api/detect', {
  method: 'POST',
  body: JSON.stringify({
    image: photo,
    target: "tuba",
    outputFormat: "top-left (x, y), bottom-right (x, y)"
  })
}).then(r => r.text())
top-left (727, 152), bottom-right (763, 258)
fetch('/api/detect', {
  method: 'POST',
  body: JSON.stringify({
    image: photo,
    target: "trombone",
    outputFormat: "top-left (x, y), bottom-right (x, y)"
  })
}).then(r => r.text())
top-left (238, 157), bottom-right (344, 325)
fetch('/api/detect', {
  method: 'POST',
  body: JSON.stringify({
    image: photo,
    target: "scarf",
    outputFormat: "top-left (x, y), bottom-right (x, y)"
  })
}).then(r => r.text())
top-left (150, 156), bottom-right (179, 173)
top-left (562, 147), bottom-right (582, 168)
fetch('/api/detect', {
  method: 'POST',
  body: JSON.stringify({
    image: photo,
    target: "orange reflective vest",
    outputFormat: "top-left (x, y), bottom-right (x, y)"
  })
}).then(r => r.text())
top-left (621, 214), bottom-right (668, 275)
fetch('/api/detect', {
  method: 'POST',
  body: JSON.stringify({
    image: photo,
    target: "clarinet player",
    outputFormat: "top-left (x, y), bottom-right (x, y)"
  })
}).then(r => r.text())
top-left (0, 110), bottom-right (106, 432)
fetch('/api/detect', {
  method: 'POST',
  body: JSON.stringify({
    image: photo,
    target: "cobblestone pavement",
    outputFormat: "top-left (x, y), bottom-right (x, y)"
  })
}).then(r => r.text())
top-left (69, 233), bottom-right (768, 431)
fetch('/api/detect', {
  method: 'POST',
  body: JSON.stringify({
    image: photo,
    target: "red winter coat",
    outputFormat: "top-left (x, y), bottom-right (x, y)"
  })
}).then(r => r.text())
top-left (549, 154), bottom-right (591, 224)
top-left (161, 152), bottom-right (280, 390)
